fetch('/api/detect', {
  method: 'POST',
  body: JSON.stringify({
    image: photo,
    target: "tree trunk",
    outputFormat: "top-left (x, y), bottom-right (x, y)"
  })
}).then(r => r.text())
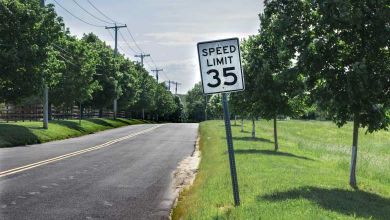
top-left (142, 108), bottom-right (145, 120)
top-left (274, 117), bottom-right (278, 151)
top-left (79, 102), bottom-right (82, 125)
top-left (252, 118), bottom-right (255, 138)
top-left (241, 118), bottom-right (244, 132)
top-left (234, 115), bottom-right (237, 126)
top-left (48, 102), bottom-right (52, 121)
top-left (350, 114), bottom-right (359, 188)
top-left (99, 109), bottom-right (103, 118)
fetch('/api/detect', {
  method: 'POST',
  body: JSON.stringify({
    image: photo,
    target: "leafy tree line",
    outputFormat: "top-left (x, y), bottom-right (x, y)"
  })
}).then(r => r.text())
top-left (0, 0), bottom-right (184, 122)
top-left (186, 0), bottom-right (389, 187)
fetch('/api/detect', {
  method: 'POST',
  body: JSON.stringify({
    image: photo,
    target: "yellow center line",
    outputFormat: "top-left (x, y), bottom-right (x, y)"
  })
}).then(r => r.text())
top-left (0, 125), bottom-right (163, 178)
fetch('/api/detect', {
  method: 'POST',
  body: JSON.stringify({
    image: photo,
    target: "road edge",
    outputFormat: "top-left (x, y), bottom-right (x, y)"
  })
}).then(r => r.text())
top-left (154, 135), bottom-right (201, 219)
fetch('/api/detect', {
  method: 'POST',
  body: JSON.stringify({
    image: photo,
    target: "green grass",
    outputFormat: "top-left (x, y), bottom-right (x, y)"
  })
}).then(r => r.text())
top-left (0, 118), bottom-right (149, 148)
top-left (173, 120), bottom-right (390, 220)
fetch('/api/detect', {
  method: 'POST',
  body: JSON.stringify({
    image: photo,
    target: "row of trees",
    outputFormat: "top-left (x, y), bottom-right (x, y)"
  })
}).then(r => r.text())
top-left (0, 0), bottom-right (184, 122)
top-left (186, 0), bottom-right (389, 187)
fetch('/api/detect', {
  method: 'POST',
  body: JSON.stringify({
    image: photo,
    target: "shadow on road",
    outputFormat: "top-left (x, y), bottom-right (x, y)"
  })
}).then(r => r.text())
top-left (258, 186), bottom-right (390, 220)
top-left (234, 149), bottom-right (314, 161)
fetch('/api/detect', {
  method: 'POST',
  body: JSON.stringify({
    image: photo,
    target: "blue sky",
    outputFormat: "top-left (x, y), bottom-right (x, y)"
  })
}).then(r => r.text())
top-left (47, 0), bottom-right (264, 94)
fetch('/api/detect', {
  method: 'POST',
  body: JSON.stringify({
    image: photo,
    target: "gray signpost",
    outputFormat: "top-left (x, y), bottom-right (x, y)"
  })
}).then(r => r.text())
top-left (197, 38), bottom-right (244, 206)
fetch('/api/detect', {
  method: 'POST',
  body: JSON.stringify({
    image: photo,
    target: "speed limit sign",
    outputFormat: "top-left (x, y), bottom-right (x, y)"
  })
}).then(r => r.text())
top-left (197, 38), bottom-right (245, 94)
top-left (197, 37), bottom-right (243, 206)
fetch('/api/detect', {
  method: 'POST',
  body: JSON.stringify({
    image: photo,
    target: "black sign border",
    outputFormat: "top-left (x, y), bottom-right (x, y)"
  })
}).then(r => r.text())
top-left (197, 37), bottom-right (245, 95)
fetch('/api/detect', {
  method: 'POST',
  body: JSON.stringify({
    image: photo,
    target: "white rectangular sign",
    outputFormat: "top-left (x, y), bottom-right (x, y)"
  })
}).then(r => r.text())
top-left (197, 38), bottom-right (244, 94)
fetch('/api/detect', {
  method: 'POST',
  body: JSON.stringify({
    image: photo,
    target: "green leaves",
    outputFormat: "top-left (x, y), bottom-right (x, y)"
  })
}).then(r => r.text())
top-left (0, 0), bottom-right (63, 103)
top-left (0, 1), bottom-right (182, 121)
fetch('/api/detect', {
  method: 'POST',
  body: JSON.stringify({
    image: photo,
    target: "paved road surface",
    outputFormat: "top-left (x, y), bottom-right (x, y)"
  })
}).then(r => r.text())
top-left (0, 123), bottom-right (198, 220)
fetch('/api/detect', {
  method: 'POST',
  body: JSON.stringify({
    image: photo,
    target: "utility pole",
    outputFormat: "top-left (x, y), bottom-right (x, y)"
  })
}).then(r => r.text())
top-left (134, 53), bottom-right (150, 67)
top-left (105, 23), bottom-right (127, 119)
top-left (41, 0), bottom-right (48, 129)
top-left (174, 81), bottom-right (181, 95)
top-left (151, 68), bottom-right (163, 83)
top-left (135, 53), bottom-right (150, 120)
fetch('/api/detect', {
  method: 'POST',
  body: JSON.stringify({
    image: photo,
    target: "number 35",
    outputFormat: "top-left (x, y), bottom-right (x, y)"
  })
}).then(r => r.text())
top-left (206, 67), bottom-right (237, 88)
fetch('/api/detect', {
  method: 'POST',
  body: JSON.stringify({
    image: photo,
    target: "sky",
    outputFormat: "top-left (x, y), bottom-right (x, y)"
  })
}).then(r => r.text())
top-left (46, 0), bottom-right (264, 94)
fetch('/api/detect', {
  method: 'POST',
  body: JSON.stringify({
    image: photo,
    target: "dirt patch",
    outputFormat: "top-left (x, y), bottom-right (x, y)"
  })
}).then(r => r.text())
top-left (154, 137), bottom-right (201, 220)
top-left (172, 137), bottom-right (201, 193)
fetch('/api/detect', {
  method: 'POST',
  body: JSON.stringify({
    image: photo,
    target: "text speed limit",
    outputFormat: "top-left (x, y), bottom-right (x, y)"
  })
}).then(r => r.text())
top-left (197, 38), bottom-right (245, 94)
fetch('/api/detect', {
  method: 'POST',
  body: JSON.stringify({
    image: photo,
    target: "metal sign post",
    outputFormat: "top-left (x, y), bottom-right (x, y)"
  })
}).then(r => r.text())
top-left (197, 38), bottom-right (244, 206)
top-left (222, 93), bottom-right (240, 206)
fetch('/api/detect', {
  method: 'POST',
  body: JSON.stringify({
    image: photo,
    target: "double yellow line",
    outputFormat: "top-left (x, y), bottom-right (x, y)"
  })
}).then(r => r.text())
top-left (0, 125), bottom-right (163, 178)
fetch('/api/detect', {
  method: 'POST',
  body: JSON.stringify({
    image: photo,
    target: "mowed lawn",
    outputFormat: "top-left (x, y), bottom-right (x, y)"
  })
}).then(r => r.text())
top-left (173, 120), bottom-right (390, 220)
top-left (0, 118), bottom-right (148, 148)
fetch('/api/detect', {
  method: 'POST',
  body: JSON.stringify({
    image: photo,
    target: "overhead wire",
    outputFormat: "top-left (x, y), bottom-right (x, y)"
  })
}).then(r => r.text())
top-left (52, 0), bottom-right (105, 27)
top-left (72, 0), bottom-right (114, 25)
top-left (86, 0), bottom-right (123, 24)
top-left (52, 0), bottom-right (168, 83)
top-left (106, 29), bottom-right (129, 57)
top-left (118, 30), bottom-right (138, 54)
top-left (125, 27), bottom-right (143, 53)
top-left (56, 53), bottom-right (78, 67)
top-left (52, 44), bottom-right (73, 58)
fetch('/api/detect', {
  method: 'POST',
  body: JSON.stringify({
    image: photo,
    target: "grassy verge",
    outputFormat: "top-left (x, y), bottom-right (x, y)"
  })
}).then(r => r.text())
top-left (172, 120), bottom-right (390, 219)
top-left (0, 118), bottom-right (149, 148)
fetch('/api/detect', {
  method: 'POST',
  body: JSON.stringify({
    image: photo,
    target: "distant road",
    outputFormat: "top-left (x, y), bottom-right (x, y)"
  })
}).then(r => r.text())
top-left (0, 123), bottom-right (198, 220)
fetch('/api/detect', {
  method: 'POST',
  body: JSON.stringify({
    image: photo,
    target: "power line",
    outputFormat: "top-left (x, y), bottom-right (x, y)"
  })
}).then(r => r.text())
top-left (134, 53), bottom-right (150, 67)
top-left (72, 0), bottom-right (114, 25)
top-left (86, 0), bottom-right (123, 24)
top-left (151, 68), bottom-right (163, 82)
top-left (56, 53), bottom-right (78, 67)
top-left (106, 29), bottom-right (126, 55)
top-left (118, 30), bottom-right (138, 54)
top-left (52, 0), bottom-right (105, 27)
top-left (125, 27), bottom-right (143, 53)
top-left (52, 44), bottom-right (73, 58)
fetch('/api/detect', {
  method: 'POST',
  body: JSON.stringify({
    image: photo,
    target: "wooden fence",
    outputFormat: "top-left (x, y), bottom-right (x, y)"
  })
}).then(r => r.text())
top-left (0, 104), bottom-right (128, 122)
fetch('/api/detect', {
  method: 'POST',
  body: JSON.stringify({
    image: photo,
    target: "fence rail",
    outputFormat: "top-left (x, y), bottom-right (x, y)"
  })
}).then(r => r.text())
top-left (0, 104), bottom-right (128, 122)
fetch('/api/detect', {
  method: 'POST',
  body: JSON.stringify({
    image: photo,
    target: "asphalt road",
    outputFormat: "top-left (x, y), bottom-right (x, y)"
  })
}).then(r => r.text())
top-left (0, 123), bottom-right (198, 220)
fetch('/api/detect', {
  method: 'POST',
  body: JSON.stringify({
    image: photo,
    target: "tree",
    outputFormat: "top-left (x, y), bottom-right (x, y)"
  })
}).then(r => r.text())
top-left (82, 33), bottom-right (119, 116)
top-left (170, 96), bottom-right (185, 122)
top-left (291, 0), bottom-right (389, 187)
top-left (50, 34), bottom-right (99, 110)
top-left (0, 0), bottom-right (63, 103)
top-left (152, 83), bottom-right (176, 121)
top-left (207, 94), bottom-right (223, 120)
top-left (186, 83), bottom-right (207, 122)
top-left (116, 57), bottom-right (140, 112)
top-left (132, 67), bottom-right (157, 119)
top-left (244, 7), bottom-right (306, 150)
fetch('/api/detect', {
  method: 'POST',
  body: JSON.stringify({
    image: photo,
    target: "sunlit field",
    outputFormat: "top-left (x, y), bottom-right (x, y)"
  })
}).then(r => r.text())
top-left (173, 120), bottom-right (390, 219)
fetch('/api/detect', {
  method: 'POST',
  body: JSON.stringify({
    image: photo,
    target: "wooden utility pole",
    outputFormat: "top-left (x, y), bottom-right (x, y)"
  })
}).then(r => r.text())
top-left (105, 24), bottom-right (127, 119)
top-left (134, 53), bottom-right (150, 66)
top-left (41, 0), bottom-right (48, 129)
top-left (151, 68), bottom-right (163, 83)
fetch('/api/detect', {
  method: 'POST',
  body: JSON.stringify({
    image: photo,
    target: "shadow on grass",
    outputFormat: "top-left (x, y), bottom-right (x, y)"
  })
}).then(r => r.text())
top-left (258, 186), bottom-right (390, 220)
top-left (51, 120), bottom-right (86, 132)
top-left (86, 118), bottom-right (115, 127)
top-left (234, 149), bottom-right (314, 161)
top-left (0, 123), bottom-right (39, 147)
top-left (233, 136), bottom-right (273, 143)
